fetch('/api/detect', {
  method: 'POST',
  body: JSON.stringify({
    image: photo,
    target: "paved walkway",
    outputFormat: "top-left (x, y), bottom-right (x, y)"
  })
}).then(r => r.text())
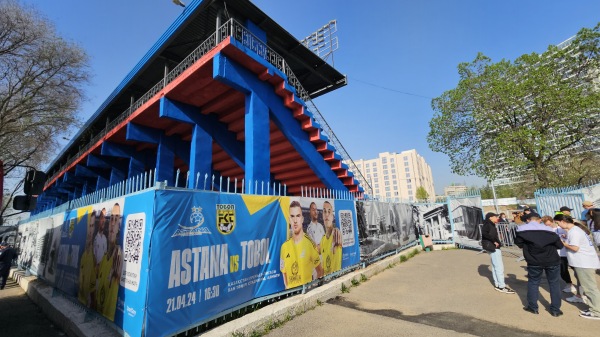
top-left (0, 274), bottom-right (66, 337)
top-left (261, 249), bottom-right (599, 337)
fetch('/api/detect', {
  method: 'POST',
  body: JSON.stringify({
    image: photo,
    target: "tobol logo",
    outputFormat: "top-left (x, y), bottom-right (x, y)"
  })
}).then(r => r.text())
top-left (216, 204), bottom-right (236, 235)
top-left (172, 206), bottom-right (212, 237)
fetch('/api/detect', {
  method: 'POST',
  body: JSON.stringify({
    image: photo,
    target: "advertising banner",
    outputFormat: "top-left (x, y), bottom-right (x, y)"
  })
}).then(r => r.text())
top-left (145, 191), bottom-right (361, 337)
top-left (17, 191), bottom-right (154, 337)
top-left (146, 191), bottom-right (289, 337)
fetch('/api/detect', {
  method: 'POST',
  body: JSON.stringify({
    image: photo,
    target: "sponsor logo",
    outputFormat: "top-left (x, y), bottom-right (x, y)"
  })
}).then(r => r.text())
top-left (127, 306), bottom-right (137, 317)
top-left (172, 206), bottom-right (212, 237)
top-left (216, 204), bottom-right (236, 235)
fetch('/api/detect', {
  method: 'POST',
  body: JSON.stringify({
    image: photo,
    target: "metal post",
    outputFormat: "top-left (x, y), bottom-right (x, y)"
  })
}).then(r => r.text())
top-left (490, 180), bottom-right (499, 214)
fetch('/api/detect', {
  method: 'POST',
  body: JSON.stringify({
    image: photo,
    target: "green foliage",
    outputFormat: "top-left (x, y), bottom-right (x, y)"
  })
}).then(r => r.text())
top-left (428, 23), bottom-right (600, 189)
top-left (341, 283), bottom-right (350, 293)
top-left (479, 184), bottom-right (516, 199)
top-left (415, 186), bottom-right (430, 202)
top-left (399, 255), bottom-right (408, 262)
top-left (360, 273), bottom-right (368, 282)
top-left (351, 278), bottom-right (360, 286)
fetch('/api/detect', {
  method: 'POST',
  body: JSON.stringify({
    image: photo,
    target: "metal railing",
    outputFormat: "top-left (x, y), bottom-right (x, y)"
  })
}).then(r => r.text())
top-left (46, 19), bottom-right (370, 196)
top-left (29, 167), bottom-right (361, 223)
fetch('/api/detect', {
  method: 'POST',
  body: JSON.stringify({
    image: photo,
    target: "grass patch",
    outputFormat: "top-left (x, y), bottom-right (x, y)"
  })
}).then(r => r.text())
top-left (351, 278), bottom-right (360, 287)
top-left (360, 273), bottom-right (368, 282)
top-left (341, 282), bottom-right (350, 293)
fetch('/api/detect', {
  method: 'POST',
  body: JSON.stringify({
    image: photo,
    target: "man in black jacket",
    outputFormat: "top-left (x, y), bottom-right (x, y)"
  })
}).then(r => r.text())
top-left (515, 212), bottom-right (564, 316)
top-left (481, 212), bottom-right (515, 294)
top-left (0, 242), bottom-right (17, 290)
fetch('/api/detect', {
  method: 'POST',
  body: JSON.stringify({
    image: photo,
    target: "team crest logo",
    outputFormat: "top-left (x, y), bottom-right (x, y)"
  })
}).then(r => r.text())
top-left (172, 206), bottom-right (211, 237)
top-left (291, 261), bottom-right (299, 276)
top-left (216, 204), bottom-right (236, 235)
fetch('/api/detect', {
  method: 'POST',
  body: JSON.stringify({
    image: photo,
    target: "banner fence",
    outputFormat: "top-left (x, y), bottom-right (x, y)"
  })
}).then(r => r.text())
top-left (14, 187), bottom-right (483, 337)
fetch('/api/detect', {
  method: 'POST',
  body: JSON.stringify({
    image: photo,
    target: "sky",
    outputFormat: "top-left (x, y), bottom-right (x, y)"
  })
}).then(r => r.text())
top-left (19, 0), bottom-right (600, 194)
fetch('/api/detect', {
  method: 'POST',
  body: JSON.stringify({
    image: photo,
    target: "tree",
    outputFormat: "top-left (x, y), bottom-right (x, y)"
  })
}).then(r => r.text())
top-left (428, 23), bottom-right (600, 190)
top-left (0, 0), bottom-right (89, 217)
top-left (415, 186), bottom-right (429, 202)
top-left (479, 184), bottom-right (515, 199)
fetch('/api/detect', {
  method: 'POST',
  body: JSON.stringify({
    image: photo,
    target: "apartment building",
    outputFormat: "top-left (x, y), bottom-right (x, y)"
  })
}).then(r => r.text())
top-left (354, 150), bottom-right (435, 202)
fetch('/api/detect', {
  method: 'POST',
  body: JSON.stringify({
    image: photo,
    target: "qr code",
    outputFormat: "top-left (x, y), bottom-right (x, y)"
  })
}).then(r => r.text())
top-left (124, 217), bottom-right (144, 264)
top-left (339, 210), bottom-right (355, 247)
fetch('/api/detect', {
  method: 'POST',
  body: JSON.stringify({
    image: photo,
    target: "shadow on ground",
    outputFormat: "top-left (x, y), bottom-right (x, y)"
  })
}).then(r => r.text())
top-left (328, 296), bottom-right (561, 337)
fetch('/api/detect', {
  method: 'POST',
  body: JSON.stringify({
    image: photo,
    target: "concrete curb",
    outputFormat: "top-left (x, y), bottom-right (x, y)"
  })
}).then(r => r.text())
top-left (8, 244), bottom-right (452, 337)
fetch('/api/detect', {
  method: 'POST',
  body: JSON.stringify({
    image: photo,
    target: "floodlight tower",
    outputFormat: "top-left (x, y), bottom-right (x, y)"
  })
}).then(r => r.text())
top-left (301, 20), bottom-right (339, 66)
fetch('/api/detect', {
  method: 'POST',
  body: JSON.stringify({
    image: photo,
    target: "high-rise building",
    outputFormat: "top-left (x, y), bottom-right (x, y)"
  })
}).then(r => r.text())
top-left (354, 150), bottom-right (435, 202)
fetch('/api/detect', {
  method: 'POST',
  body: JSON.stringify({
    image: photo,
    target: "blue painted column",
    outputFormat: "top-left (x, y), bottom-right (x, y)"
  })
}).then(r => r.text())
top-left (156, 134), bottom-right (175, 185)
top-left (160, 97), bottom-right (215, 189)
top-left (245, 93), bottom-right (270, 194)
top-left (189, 124), bottom-right (212, 189)
top-left (87, 154), bottom-right (126, 188)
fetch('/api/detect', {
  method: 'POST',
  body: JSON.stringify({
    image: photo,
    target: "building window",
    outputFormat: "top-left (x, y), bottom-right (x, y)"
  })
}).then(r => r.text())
top-left (394, 192), bottom-right (399, 196)
top-left (366, 168), bottom-right (370, 173)
top-left (392, 175), bottom-right (396, 179)
top-left (406, 173), bottom-right (410, 178)
top-left (385, 181), bottom-right (390, 186)
top-left (373, 173), bottom-right (378, 178)
top-left (366, 163), bottom-right (370, 167)
top-left (383, 170), bottom-right (388, 175)
top-left (383, 164), bottom-right (388, 169)
top-left (386, 192), bottom-right (391, 197)
top-left (385, 187), bottom-right (390, 191)
top-left (391, 163), bottom-right (395, 168)
top-left (394, 186), bottom-right (398, 190)
top-left (372, 162), bottom-right (377, 167)
top-left (404, 156), bottom-right (408, 161)
top-left (390, 158), bottom-right (394, 162)
top-left (405, 167), bottom-right (410, 172)
top-left (407, 184), bottom-right (412, 189)
top-left (375, 184), bottom-right (379, 189)
top-left (382, 158), bottom-right (387, 163)
top-left (391, 169), bottom-right (396, 174)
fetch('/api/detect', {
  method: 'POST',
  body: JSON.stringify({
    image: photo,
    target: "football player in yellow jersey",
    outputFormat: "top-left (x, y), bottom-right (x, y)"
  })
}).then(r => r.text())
top-left (280, 201), bottom-right (323, 289)
top-left (320, 201), bottom-right (342, 275)
top-left (96, 203), bottom-right (123, 321)
top-left (78, 211), bottom-right (97, 308)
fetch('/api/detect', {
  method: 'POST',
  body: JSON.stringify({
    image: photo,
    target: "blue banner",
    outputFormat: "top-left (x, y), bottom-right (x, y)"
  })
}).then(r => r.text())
top-left (49, 191), bottom-right (155, 337)
top-left (146, 191), bottom-right (289, 337)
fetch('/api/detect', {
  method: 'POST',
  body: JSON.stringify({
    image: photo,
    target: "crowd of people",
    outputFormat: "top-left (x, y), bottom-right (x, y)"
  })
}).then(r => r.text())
top-left (481, 201), bottom-right (600, 320)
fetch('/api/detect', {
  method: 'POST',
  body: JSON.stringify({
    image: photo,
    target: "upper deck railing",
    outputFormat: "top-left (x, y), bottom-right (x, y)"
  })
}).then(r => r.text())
top-left (46, 19), bottom-right (371, 195)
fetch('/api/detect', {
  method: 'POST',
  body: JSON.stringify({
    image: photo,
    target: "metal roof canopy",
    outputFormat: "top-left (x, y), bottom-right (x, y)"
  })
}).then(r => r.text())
top-left (48, 0), bottom-right (346, 176)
